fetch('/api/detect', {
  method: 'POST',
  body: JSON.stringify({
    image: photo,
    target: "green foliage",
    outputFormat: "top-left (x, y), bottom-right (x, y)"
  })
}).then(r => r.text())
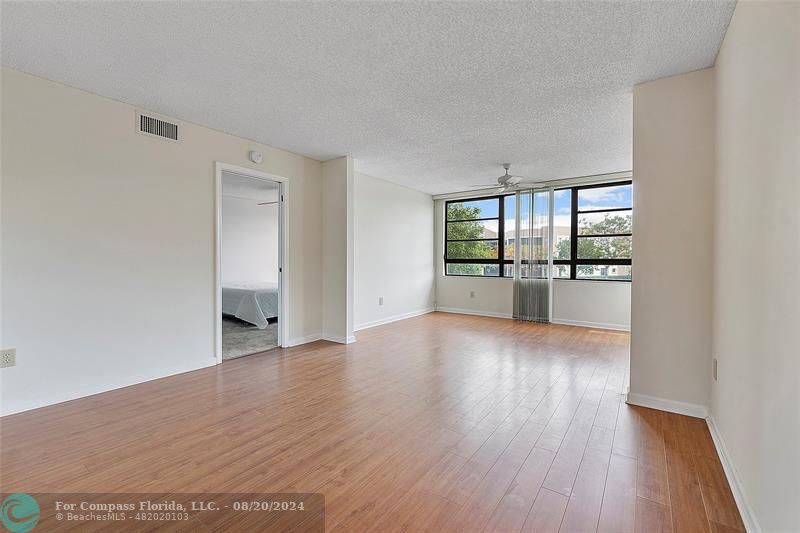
top-left (554, 213), bottom-right (631, 276)
top-left (576, 213), bottom-right (631, 259)
top-left (578, 213), bottom-right (632, 235)
top-left (447, 263), bottom-right (484, 275)
top-left (446, 204), bottom-right (632, 279)
top-left (446, 204), bottom-right (497, 269)
top-left (556, 238), bottom-right (571, 260)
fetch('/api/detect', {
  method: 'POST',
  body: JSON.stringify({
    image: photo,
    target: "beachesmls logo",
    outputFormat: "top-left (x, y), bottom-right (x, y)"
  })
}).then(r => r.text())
top-left (1, 494), bottom-right (40, 533)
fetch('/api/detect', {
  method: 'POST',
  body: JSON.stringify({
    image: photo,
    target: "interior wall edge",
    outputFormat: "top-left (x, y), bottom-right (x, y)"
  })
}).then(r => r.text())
top-left (0, 358), bottom-right (216, 417)
top-left (354, 308), bottom-right (435, 332)
top-left (285, 334), bottom-right (323, 347)
top-left (321, 335), bottom-right (356, 345)
top-left (434, 307), bottom-right (513, 319)
top-left (625, 392), bottom-right (708, 419)
top-left (706, 415), bottom-right (763, 533)
top-left (550, 319), bottom-right (630, 332)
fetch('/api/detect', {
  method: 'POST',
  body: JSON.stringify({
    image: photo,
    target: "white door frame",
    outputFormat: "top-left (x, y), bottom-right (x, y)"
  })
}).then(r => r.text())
top-left (214, 161), bottom-right (289, 364)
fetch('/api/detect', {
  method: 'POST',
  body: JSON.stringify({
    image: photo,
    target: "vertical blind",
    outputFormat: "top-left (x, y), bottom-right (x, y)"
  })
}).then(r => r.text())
top-left (513, 188), bottom-right (553, 323)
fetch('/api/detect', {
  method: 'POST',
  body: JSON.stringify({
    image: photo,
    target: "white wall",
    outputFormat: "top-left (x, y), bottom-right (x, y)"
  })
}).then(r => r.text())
top-left (221, 195), bottom-right (279, 284)
top-left (712, 2), bottom-right (799, 530)
top-left (321, 156), bottom-right (354, 343)
top-left (433, 199), bottom-right (632, 327)
top-left (0, 68), bottom-right (323, 415)
top-left (629, 68), bottom-right (715, 412)
top-left (353, 172), bottom-right (434, 329)
top-left (552, 280), bottom-right (630, 331)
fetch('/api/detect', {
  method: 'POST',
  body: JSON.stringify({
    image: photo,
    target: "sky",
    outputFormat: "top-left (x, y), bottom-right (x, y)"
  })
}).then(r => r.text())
top-left (449, 184), bottom-right (632, 229)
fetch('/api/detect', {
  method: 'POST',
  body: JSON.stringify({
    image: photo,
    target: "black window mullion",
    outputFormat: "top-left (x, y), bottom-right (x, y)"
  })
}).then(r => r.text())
top-left (578, 232), bottom-right (632, 239)
top-left (445, 196), bottom-right (506, 274)
top-left (576, 206), bottom-right (632, 214)
top-left (444, 258), bottom-right (502, 264)
top-left (575, 258), bottom-right (631, 265)
top-left (447, 216), bottom-right (502, 223)
top-left (570, 187), bottom-right (578, 280)
top-left (498, 195), bottom-right (505, 276)
top-left (446, 186), bottom-right (631, 280)
top-left (566, 180), bottom-right (633, 281)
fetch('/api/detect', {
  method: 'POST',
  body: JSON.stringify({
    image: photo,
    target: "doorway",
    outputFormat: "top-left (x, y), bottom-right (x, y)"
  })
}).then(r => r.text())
top-left (215, 163), bottom-right (287, 362)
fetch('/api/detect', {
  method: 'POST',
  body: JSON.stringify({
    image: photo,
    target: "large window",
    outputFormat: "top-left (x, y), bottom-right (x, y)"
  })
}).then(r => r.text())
top-left (444, 196), bottom-right (506, 276)
top-left (444, 180), bottom-right (632, 280)
top-left (559, 181), bottom-right (632, 280)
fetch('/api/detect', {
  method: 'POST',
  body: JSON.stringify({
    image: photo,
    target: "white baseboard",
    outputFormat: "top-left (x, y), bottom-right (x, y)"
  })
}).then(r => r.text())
top-left (626, 392), bottom-right (708, 419)
top-left (286, 333), bottom-right (322, 347)
top-left (354, 308), bottom-right (434, 331)
top-left (0, 358), bottom-right (217, 417)
top-left (706, 416), bottom-right (762, 533)
top-left (551, 318), bottom-right (630, 332)
top-left (321, 334), bottom-right (356, 344)
top-left (435, 307), bottom-right (513, 319)
top-left (290, 333), bottom-right (357, 346)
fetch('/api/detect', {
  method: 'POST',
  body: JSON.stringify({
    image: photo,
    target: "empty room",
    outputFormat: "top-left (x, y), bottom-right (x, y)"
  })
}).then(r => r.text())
top-left (1, 1), bottom-right (797, 532)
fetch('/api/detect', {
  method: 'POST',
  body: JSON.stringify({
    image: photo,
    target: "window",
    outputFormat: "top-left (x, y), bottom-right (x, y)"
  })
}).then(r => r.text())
top-left (444, 180), bottom-right (632, 280)
top-left (559, 181), bottom-right (632, 281)
top-left (445, 196), bottom-right (505, 276)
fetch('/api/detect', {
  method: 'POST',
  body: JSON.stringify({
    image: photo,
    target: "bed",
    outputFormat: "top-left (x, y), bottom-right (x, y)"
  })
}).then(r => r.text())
top-left (221, 281), bottom-right (279, 329)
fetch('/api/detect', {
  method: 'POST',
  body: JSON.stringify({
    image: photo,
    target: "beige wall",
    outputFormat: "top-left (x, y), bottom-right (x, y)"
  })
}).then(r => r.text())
top-left (0, 68), bottom-right (324, 415)
top-left (630, 68), bottom-right (715, 412)
top-left (353, 172), bottom-right (434, 329)
top-left (712, 2), bottom-right (800, 530)
top-left (221, 195), bottom-right (279, 284)
top-left (321, 156), bottom-right (354, 343)
top-left (552, 280), bottom-right (630, 331)
top-left (631, 3), bottom-right (799, 528)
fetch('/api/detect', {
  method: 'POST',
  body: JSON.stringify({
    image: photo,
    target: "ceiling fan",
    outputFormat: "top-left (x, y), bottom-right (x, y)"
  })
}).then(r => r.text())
top-left (471, 164), bottom-right (537, 192)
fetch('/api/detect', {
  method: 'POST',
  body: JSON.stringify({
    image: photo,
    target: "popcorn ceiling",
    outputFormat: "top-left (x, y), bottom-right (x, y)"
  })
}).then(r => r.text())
top-left (2, 1), bottom-right (735, 194)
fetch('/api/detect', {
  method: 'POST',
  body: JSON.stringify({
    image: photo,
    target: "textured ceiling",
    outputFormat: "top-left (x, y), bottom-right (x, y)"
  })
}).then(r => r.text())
top-left (2, 1), bottom-right (735, 194)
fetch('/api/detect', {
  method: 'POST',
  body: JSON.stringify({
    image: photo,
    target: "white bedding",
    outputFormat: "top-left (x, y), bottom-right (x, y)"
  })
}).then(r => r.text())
top-left (222, 281), bottom-right (279, 329)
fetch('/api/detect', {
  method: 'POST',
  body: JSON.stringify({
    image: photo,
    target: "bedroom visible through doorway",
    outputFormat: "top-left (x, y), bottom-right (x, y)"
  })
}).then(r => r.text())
top-left (219, 170), bottom-right (282, 360)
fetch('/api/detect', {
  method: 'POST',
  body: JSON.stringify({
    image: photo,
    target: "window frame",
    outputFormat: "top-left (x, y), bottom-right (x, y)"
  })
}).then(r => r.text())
top-left (444, 194), bottom-right (510, 277)
top-left (443, 180), bottom-right (632, 281)
top-left (563, 180), bottom-right (632, 281)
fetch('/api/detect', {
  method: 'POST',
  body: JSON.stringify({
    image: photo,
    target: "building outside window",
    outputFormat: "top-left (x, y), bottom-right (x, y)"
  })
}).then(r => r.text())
top-left (444, 181), bottom-right (632, 281)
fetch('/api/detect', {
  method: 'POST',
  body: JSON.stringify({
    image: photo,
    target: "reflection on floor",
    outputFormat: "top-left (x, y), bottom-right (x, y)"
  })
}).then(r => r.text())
top-left (0, 313), bottom-right (744, 531)
top-left (222, 316), bottom-right (278, 359)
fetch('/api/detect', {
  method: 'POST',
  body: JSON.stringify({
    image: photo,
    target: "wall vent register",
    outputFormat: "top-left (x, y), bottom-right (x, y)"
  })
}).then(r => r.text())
top-left (137, 112), bottom-right (179, 141)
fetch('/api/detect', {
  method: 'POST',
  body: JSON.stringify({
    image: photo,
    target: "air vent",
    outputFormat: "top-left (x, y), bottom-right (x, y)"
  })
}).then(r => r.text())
top-left (136, 112), bottom-right (179, 141)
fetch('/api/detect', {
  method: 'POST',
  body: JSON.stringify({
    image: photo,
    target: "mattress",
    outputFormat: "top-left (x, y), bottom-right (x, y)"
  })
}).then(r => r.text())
top-left (222, 281), bottom-right (279, 329)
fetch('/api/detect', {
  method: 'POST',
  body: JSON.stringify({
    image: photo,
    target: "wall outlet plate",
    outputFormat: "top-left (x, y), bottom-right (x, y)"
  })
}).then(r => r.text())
top-left (713, 357), bottom-right (718, 381)
top-left (0, 348), bottom-right (16, 368)
top-left (378, 296), bottom-right (384, 305)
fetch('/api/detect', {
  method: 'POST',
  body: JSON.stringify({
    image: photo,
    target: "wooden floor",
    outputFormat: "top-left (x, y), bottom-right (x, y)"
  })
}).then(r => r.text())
top-left (1, 312), bottom-right (744, 532)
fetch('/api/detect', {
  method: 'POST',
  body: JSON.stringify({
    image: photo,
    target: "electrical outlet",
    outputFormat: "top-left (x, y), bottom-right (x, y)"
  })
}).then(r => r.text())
top-left (470, 291), bottom-right (475, 298)
top-left (713, 357), bottom-right (718, 381)
top-left (378, 296), bottom-right (384, 306)
top-left (0, 348), bottom-right (16, 368)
